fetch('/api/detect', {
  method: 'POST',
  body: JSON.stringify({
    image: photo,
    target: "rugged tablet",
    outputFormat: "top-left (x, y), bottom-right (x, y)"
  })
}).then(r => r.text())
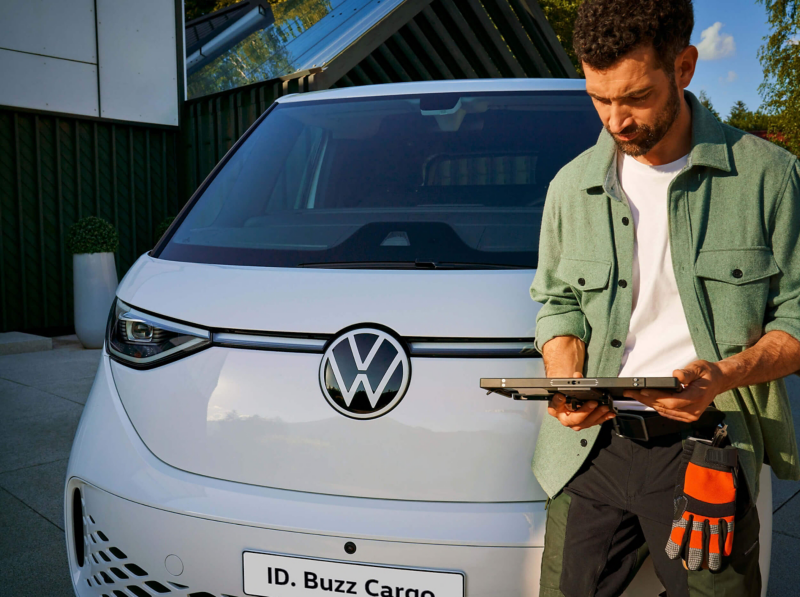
top-left (480, 377), bottom-right (681, 410)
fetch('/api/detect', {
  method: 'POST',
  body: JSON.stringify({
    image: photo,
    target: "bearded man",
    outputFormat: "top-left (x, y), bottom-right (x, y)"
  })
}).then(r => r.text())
top-left (529, 1), bottom-right (800, 596)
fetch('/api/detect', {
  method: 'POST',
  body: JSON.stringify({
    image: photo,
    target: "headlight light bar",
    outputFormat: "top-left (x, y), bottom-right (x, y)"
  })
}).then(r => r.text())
top-left (107, 299), bottom-right (211, 369)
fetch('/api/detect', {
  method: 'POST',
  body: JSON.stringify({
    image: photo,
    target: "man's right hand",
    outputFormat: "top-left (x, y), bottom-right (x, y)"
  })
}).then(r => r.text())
top-left (541, 336), bottom-right (615, 431)
top-left (547, 373), bottom-right (616, 431)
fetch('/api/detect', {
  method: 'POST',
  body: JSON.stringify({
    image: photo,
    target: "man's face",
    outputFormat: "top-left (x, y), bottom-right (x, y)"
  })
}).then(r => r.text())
top-left (584, 45), bottom-right (683, 157)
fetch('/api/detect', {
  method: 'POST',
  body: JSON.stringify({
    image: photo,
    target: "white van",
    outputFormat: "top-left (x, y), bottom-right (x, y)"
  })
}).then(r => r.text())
top-left (64, 79), bottom-right (772, 597)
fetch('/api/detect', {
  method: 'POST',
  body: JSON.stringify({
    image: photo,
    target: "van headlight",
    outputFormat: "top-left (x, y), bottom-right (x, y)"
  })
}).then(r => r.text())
top-left (106, 299), bottom-right (211, 368)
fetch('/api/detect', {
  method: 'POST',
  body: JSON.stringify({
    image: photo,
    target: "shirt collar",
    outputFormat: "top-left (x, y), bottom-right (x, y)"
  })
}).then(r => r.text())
top-left (579, 90), bottom-right (732, 196)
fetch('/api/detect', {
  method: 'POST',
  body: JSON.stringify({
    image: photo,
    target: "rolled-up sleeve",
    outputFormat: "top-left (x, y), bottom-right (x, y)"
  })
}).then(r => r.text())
top-left (765, 157), bottom-right (800, 342)
top-left (530, 182), bottom-right (590, 353)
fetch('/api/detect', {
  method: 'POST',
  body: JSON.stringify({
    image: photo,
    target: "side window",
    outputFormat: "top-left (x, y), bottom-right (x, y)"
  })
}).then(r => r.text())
top-left (267, 125), bottom-right (326, 210)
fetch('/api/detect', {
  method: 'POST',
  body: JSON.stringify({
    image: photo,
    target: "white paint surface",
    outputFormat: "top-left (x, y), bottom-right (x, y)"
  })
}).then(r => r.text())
top-left (0, 48), bottom-right (99, 116)
top-left (0, 0), bottom-right (97, 63)
top-left (96, 0), bottom-right (179, 125)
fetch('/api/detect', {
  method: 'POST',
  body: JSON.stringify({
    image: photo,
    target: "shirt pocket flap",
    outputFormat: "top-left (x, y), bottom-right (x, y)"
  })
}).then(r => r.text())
top-left (695, 247), bottom-right (779, 285)
top-left (556, 257), bottom-right (612, 291)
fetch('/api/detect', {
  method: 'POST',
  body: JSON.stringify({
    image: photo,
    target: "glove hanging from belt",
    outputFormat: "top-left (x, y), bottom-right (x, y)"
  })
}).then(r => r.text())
top-left (665, 438), bottom-right (738, 571)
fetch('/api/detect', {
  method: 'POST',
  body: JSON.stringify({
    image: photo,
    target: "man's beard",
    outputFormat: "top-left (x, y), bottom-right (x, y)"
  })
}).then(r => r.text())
top-left (609, 84), bottom-right (682, 157)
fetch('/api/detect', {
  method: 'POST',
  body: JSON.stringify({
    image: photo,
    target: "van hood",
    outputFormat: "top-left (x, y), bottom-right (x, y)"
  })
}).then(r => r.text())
top-left (110, 254), bottom-right (548, 502)
top-left (117, 254), bottom-right (539, 337)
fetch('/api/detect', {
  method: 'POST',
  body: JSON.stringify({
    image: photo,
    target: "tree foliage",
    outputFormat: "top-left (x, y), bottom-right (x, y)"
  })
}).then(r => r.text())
top-left (185, 0), bottom-right (240, 21)
top-left (725, 100), bottom-right (775, 132)
top-left (186, 0), bottom-right (333, 98)
top-left (538, 0), bottom-right (585, 74)
top-left (698, 90), bottom-right (721, 120)
top-left (186, 0), bottom-right (332, 26)
top-left (757, 0), bottom-right (800, 154)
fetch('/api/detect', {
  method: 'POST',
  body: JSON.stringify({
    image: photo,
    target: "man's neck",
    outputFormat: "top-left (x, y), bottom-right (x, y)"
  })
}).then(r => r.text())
top-left (634, 96), bottom-right (693, 167)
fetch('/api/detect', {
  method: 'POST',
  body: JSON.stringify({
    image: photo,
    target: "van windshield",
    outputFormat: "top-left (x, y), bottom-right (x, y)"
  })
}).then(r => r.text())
top-left (158, 91), bottom-right (601, 269)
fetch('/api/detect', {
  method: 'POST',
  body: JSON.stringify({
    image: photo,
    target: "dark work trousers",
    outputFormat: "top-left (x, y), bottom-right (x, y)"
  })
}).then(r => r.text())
top-left (539, 421), bottom-right (762, 597)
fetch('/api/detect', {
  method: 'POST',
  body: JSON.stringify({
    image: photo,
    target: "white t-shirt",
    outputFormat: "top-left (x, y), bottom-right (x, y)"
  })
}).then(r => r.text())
top-left (615, 151), bottom-right (697, 410)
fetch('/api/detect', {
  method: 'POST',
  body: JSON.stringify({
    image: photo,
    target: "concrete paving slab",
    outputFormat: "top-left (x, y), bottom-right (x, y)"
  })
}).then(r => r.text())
top-left (773, 493), bottom-right (800, 540)
top-left (0, 392), bottom-right (82, 473)
top-left (37, 375), bottom-right (96, 405)
top-left (0, 331), bottom-right (52, 355)
top-left (0, 459), bottom-right (69, 530)
top-left (773, 375), bottom-right (800, 511)
top-left (51, 334), bottom-right (85, 351)
top-left (767, 532), bottom-right (800, 597)
top-left (0, 378), bottom-right (80, 422)
top-left (0, 340), bottom-right (101, 389)
top-left (772, 473), bottom-right (800, 514)
top-left (0, 487), bottom-right (74, 597)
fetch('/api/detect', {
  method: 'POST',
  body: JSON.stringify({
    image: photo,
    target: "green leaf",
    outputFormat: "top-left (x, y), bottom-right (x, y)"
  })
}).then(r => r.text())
top-left (65, 216), bottom-right (120, 255)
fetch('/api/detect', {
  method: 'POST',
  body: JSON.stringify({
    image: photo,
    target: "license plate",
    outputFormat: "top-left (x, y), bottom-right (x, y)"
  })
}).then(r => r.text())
top-left (243, 551), bottom-right (465, 597)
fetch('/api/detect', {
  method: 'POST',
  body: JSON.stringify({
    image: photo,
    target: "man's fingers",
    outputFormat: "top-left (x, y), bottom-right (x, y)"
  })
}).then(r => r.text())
top-left (555, 401), bottom-right (598, 425)
top-left (651, 405), bottom-right (701, 422)
top-left (636, 395), bottom-right (694, 410)
top-left (628, 384), bottom-right (707, 410)
top-left (580, 404), bottom-right (615, 428)
top-left (549, 393), bottom-right (566, 410)
top-left (673, 362), bottom-right (705, 385)
top-left (558, 403), bottom-right (613, 430)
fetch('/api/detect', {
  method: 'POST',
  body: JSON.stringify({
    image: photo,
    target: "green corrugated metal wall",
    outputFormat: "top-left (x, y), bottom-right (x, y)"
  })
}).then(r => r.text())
top-left (181, 0), bottom-right (574, 195)
top-left (0, 108), bottom-right (180, 333)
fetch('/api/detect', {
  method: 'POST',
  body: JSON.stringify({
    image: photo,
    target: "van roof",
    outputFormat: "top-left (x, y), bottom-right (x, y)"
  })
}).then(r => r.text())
top-left (275, 78), bottom-right (587, 104)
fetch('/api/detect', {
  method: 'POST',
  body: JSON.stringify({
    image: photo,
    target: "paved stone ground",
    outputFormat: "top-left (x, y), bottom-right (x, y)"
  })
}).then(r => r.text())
top-left (0, 336), bottom-right (799, 597)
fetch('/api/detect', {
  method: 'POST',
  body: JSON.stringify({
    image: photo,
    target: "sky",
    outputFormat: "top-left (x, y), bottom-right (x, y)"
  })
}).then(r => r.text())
top-left (687, 0), bottom-right (772, 119)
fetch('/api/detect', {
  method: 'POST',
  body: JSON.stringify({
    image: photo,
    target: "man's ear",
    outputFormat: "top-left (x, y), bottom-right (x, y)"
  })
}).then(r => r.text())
top-left (675, 45), bottom-right (698, 90)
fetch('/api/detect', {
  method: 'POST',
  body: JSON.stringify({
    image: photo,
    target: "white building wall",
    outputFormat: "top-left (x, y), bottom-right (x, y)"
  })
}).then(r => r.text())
top-left (0, 0), bottom-right (179, 126)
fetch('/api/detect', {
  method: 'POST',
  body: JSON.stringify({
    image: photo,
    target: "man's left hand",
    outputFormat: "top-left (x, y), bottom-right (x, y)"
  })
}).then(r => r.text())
top-left (623, 360), bottom-right (727, 422)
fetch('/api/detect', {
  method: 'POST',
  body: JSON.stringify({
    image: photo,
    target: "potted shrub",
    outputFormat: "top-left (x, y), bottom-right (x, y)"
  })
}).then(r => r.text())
top-left (66, 216), bottom-right (119, 348)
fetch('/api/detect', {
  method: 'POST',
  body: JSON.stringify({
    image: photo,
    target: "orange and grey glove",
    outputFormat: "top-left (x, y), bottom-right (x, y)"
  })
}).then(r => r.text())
top-left (665, 440), bottom-right (738, 571)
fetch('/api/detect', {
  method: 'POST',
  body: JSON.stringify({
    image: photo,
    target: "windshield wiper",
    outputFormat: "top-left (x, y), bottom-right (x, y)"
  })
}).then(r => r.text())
top-left (297, 260), bottom-right (529, 270)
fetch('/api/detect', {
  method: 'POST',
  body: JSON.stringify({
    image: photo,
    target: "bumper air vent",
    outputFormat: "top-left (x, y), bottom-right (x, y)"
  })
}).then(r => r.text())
top-left (75, 489), bottom-right (246, 597)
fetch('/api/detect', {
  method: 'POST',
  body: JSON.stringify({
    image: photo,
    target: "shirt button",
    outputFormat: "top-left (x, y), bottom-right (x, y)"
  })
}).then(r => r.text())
top-left (578, 278), bottom-right (586, 286)
top-left (580, 439), bottom-right (588, 447)
top-left (618, 279), bottom-right (628, 288)
top-left (732, 269), bottom-right (743, 279)
top-left (611, 339), bottom-right (622, 348)
top-left (622, 217), bottom-right (630, 226)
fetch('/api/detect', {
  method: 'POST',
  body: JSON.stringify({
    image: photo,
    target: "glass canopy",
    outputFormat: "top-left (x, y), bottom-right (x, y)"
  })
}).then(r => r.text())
top-left (187, 0), bottom-right (406, 99)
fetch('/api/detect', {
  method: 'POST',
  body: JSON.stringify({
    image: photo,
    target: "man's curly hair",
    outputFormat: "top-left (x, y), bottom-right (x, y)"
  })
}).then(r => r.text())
top-left (573, 0), bottom-right (694, 73)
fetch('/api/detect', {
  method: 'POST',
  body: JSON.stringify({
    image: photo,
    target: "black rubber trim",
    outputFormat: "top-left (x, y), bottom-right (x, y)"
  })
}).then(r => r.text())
top-left (71, 488), bottom-right (84, 568)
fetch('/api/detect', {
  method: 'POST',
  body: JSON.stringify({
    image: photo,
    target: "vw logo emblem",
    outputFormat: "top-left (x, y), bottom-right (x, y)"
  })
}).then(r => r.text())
top-left (319, 328), bottom-right (411, 419)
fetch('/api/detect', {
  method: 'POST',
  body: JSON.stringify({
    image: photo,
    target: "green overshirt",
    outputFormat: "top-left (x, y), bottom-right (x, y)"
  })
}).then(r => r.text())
top-left (530, 91), bottom-right (800, 500)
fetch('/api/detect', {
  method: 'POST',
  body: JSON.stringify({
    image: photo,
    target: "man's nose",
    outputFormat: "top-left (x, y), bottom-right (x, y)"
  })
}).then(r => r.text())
top-left (607, 105), bottom-right (634, 133)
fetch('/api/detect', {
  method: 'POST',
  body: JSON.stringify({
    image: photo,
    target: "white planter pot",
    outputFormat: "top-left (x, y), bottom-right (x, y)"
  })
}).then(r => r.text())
top-left (73, 252), bottom-right (118, 349)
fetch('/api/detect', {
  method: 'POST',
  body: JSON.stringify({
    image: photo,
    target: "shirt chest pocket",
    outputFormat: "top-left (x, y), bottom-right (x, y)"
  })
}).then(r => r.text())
top-left (694, 247), bottom-right (779, 346)
top-left (556, 257), bottom-right (611, 321)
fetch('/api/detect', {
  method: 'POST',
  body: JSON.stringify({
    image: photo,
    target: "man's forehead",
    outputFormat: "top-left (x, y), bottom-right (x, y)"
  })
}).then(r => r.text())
top-left (584, 46), bottom-right (662, 98)
top-left (585, 74), bottom-right (654, 99)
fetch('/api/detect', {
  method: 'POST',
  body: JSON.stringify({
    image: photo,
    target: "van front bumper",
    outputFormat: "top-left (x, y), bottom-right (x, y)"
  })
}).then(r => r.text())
top-left (65, 355), bottom-right (547, 597)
